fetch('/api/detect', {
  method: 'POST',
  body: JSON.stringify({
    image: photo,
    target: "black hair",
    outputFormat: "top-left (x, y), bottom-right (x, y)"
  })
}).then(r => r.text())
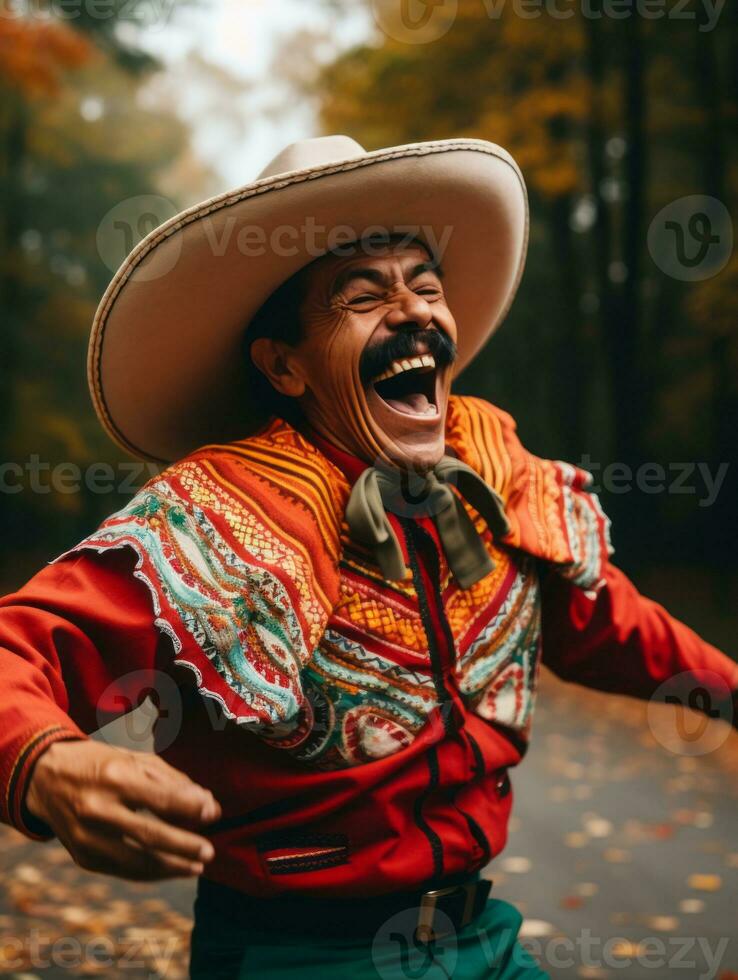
top-left (241, 265), bottom-right (310, 428)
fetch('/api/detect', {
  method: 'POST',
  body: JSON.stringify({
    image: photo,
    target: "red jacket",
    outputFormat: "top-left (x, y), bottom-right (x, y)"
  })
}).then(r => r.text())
top-left (1, 398), bottom-right (735, 897)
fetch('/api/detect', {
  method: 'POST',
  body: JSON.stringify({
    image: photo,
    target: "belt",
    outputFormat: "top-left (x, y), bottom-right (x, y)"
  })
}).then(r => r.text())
top-left (195, 873), bottom-right (493, 943)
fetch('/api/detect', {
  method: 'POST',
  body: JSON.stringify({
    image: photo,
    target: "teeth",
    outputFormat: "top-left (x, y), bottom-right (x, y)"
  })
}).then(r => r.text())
top-left (372, 354), bottom-right (436, 384)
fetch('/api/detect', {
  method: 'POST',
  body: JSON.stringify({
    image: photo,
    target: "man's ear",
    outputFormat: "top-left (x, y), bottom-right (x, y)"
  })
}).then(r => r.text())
top-left (250, 338), bottom-right (306, 398)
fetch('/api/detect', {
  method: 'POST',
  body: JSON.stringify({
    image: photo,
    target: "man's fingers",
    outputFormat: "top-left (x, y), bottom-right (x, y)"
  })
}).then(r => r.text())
top-left (26, 741), bottom-right (223, 882)
top-left (120, 834), bottom-right (206, 877)
top-left (123, 779), bottom-right (219, 827)
top-left (109, 754), bottom-right (221, 825)
top-left (105, 804), bottom-right (215, 864)
top-left (75, 830), bottom-right (205, 881)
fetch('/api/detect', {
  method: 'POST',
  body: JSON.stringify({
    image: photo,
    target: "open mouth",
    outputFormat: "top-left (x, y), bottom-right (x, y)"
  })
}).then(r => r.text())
top-left (371, 354), bottom-right (438, 417)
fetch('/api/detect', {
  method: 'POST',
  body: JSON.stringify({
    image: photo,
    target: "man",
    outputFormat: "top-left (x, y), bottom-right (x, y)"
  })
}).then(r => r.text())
top-left (0, 136), bottom-right (735, 979)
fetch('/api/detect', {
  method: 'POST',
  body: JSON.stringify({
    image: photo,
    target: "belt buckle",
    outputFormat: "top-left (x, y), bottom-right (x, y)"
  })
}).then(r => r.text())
top-left (415, 879), bottom-right (491, 944)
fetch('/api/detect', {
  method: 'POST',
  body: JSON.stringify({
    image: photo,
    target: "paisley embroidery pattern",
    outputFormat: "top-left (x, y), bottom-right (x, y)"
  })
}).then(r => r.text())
top-left (257, 541), bottom-right (543, 768)
top-left (458, 559), bottom-right (543, 736)
top-left (550, 460), bottom-right (612, 595)
top-left (53, 485), bottom-right (311, 728)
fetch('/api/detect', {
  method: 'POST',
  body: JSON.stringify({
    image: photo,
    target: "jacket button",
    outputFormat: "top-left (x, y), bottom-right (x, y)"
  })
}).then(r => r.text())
top-left (494, 768), bottom-right (511, 798)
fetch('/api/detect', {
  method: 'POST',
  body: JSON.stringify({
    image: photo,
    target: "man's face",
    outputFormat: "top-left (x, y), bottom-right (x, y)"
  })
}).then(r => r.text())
top-left (280, 240), bottom-right (458, 472)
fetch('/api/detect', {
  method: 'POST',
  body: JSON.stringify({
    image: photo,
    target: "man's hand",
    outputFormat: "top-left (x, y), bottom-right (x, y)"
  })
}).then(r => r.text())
top-left (24, 739), bottom-right (222, 881)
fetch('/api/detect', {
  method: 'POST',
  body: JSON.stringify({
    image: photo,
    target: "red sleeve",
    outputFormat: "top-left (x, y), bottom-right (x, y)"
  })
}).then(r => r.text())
top-left (539, 559), bottom-right (738, 717)
top-left (0, 548), bottom-right (163, 841)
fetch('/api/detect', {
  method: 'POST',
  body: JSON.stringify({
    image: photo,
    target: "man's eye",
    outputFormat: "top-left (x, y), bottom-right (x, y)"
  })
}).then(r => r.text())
top-left (350, 294), bottom-right (380, 304)
top-left (415, 286), bottom-right (442, 297)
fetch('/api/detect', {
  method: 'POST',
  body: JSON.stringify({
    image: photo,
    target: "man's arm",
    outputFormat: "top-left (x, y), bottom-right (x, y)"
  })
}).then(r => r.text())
top-left (0, 548), bottom-right (221, 878)
top-left (539, 559), bottom-right (738, 720)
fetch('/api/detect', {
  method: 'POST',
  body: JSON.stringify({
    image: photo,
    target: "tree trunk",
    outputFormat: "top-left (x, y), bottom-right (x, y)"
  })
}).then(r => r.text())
top-left (583, 4), bottom-right (615, 452)
top-left (0, 90), bottom-right (28, 455)
top-left (549, 193), bottom-right (588, 459)
top-left (694, 22), bottom-right (736, 597)
top-left (613, 5), bottom-right (647, 467)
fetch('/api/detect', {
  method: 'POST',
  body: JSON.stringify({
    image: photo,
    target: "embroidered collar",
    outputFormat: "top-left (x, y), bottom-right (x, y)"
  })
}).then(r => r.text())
top-left (53, 396), bottom-right (613, 728)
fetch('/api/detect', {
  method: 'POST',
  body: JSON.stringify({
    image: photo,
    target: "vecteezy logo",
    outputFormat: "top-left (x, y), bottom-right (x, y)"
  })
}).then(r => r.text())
top-left (96, 195), bottom-right (181, 280)
top-left (127, 0), bottom-right (180, 32)
top-left (647, 671), bottom-right (733, 757)
top-left (647, 195), bottom-right (733, 282)
top-left (372, 906), bottom-right (458, 979)
top-left (371, 0), bottom-right (458, 45)
top-left (96, 670), bottom-right (183, 752)
top-left (665, 213), bottom-right (720, 269)
top-left (401, 0), bottom-right (446, 30)
top-left (665, 686), bottom-right (721, 742)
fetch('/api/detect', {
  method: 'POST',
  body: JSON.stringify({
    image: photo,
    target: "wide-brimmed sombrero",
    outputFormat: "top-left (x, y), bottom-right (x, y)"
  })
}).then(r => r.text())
top-left (89, 135), bottom-right (529, 462)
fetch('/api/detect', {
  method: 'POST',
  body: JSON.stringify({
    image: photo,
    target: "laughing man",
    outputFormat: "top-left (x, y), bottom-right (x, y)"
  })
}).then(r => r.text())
top-left (1, 136), bottom-right (736, 979)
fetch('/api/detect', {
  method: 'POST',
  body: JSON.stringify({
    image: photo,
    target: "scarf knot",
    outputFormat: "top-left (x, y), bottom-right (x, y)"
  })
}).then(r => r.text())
top-left (345, 456), bottom-right (511, 589)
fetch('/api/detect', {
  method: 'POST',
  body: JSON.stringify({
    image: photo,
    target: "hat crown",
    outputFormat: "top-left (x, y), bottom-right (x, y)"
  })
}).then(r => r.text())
top-left (257, 135), bottom-right (366, 180)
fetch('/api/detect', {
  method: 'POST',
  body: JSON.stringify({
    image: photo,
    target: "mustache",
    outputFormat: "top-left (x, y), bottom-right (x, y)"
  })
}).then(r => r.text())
top-left (359, 328), bottom-right (457, 386)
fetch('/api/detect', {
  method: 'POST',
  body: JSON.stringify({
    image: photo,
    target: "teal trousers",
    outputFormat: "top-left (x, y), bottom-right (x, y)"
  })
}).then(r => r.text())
top-left (189, 896), bottom-right (550, 979)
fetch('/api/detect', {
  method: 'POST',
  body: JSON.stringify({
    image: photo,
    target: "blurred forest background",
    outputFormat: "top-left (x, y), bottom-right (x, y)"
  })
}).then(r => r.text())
top-left (1, 0), bottom-right (737, 610)
top-left (1, 4), bottom-right (737, 975)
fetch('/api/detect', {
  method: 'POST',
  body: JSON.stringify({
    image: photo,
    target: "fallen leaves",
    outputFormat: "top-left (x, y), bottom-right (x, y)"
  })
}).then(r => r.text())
top-left (609, 939), bottom-right (649, 957)
top-left (687, 873), bottom-right (722, 892)
top-left (574, 882), bottom-right (599, 897)
top-left (679, 898), bottom-right (705, 913)
top-left (560, 895), bottom-right (585, 910)
top-left (643, 914), bottom-right (679, 932)
top-left (0, 824), bottom-right (193, 979)
top-left (672, 808), bottom-right (714, 829)
top-left (500, 856), bottom-right (532, 874)
top-left (518, 919), bottom-right (557, 938)
top-left (496, 673), bottom-right (738, 975)
top-left (582, 815), bottom-right (613, 839)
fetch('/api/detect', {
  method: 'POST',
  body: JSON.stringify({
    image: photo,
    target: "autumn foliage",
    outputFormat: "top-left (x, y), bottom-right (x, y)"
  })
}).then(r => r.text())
top-left (0, 14), bottom-right (94, 95)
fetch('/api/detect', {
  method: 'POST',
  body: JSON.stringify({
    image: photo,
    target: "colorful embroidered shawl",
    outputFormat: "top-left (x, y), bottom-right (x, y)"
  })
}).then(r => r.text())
top-left (52, 396), bottom-right (613, 729)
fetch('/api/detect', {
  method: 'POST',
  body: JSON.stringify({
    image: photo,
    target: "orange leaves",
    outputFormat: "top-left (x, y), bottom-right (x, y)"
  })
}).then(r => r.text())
top-left (315, 0), bottom-right (592, 201)
top-left (0, 826), bottom-right (193, 979)
top-left (0, 14), bottom-right (94, 97)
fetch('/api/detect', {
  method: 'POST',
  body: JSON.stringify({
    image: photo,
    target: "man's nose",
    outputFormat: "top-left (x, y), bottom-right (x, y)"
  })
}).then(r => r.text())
top-left (383, 284), bottom-right (434, 332)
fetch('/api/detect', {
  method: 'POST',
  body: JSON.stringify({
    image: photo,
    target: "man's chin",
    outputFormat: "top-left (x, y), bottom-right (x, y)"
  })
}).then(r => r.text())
top-left (366, 386), bottom-right (447, 472)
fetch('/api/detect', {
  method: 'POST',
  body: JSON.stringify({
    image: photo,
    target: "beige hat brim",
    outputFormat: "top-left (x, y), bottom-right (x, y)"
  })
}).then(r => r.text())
top-left (90, 138), bottom-right (529, 462)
